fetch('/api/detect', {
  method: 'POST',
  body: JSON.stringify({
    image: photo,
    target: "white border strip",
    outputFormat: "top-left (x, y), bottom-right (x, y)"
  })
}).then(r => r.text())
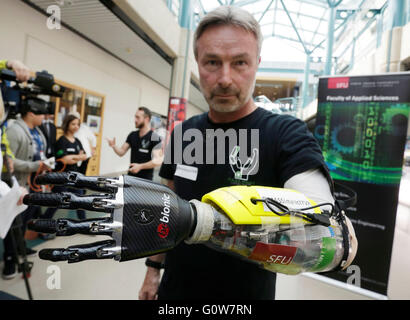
top-left (302, 273), bottom-right (389, 300)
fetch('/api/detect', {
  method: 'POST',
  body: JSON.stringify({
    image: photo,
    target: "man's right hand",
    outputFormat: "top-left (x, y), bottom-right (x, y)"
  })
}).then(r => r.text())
top-left (138, 268), bottom-right (161, 300)
top-left (40, 160), bottom-right (53, 171)
top-left (106, 137), bottom-right (116, 148)
top-left (105, 139), bottom-right (129, 157)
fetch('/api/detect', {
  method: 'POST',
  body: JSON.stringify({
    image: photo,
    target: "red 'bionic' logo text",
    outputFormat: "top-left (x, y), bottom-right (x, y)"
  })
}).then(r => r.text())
top-left (157, 223), bottom-right (169, 238)
top-left (328, 77), bottom-right (350, 89)
top-left (157, 193), bottom-right (171, 239)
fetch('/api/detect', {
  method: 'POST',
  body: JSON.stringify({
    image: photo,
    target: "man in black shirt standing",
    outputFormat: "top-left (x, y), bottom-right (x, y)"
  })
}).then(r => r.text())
top-left (139, 6), bottom-right (336, 300)
top-left (107, 107), bottom-right (163, 181)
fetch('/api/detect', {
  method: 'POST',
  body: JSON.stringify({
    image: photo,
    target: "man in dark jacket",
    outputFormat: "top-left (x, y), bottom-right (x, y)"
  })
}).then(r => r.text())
top-left (39, 114), bottom-right (57, 159)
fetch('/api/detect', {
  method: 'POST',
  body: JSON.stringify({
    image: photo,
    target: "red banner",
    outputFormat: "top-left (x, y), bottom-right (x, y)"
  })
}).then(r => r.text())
top-left (165, 97), bottom-right (186, 146)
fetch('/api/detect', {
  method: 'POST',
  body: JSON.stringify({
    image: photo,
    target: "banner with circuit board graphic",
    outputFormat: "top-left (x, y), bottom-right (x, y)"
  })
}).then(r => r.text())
top-left (314, 72), bottom-right (410, 297)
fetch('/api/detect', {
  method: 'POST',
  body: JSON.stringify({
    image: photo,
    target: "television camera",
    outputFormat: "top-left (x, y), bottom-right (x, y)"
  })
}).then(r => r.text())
top-left (0, 69), bottom-right (65, 124)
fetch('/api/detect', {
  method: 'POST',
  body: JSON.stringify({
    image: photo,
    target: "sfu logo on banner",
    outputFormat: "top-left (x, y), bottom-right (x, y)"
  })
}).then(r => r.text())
top-left (328, 77), bottom-right (350, 89)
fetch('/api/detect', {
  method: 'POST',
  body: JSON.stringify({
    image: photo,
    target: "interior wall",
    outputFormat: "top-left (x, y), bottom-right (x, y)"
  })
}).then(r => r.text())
top-left (113, 0), bottom-right (181, 59)
top-left (350, 20), bottom-right (410, 75)
top-left (400, 22), bottom-right (410, 70)
top-left (186, 101), bottom-right (204, 120)
top-left (0, 0), bottom-right (203, 175)
top-left (376, 26), bottom-right (403, 73)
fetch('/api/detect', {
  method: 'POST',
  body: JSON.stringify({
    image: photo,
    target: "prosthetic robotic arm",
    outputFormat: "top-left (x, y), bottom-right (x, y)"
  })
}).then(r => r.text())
top-left (24, 172), bottom-right (357, 275)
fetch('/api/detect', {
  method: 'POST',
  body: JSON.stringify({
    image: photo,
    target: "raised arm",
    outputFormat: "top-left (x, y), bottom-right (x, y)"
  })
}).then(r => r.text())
top-left (106, 137), bottom-right (130, 157)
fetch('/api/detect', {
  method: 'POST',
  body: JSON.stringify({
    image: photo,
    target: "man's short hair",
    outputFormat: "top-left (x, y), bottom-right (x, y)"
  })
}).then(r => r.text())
top-left (138, 106), bottom-right (152, 120)
top-left (193, 5), bottom-right (262, 59)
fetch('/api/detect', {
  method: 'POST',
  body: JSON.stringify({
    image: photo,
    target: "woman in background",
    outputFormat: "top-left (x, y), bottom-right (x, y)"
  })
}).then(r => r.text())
top-left (41, 113), bottom-right (87, 223)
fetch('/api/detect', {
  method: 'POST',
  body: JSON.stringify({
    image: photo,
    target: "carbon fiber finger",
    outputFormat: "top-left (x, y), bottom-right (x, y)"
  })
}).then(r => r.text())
top-left (28, 218), bottom-right (120, 236)
top-left (23, 192), bottom-right (116, 212)
top-left (39, 240), bottom-right (118, 263)
top-left (35, 171), bottom-right (121, 193)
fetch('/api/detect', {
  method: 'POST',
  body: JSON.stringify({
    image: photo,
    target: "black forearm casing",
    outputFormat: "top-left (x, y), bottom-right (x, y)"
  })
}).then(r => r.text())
top-left (120, 175), bottom-right (194, 261)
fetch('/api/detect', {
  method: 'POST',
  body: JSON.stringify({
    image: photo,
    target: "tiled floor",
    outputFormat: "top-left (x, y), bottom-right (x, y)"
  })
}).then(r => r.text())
top-left (1, 170), bottom-right (410, 300)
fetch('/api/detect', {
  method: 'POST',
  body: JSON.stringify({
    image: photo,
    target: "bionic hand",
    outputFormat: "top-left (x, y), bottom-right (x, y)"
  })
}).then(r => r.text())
top-left (24, 172), bottom-right (357, 275)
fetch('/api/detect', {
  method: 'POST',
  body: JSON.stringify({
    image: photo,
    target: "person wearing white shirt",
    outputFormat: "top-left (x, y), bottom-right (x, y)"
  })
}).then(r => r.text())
top-left (72, 113), bottom-right (97, 174)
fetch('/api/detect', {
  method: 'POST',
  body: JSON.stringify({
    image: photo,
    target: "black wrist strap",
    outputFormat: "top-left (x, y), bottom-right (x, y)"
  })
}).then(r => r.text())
top-left (145, 258), bottom-right (164, 270)
top-left (333, 182), bottom-right (357, 211)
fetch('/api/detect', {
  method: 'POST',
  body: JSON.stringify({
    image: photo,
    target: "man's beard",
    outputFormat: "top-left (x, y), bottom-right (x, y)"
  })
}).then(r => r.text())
top-left (208, 88), bottom-right (241, 113)
top-left (204, 81), bottom-right (255, 113)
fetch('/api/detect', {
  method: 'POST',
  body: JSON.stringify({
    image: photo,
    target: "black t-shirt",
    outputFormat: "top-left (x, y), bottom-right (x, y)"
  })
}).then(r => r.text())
top-left (55, 136), bottom-right (84, 173)
top-left (158, 107), bottom-right (330, 300)
top-left (126, 130), bottom-right (162, 180)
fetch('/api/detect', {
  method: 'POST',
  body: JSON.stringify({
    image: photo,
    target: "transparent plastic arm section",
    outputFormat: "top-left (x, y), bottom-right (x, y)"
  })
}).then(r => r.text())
top-left (24, 172), bottom-right (357, 274)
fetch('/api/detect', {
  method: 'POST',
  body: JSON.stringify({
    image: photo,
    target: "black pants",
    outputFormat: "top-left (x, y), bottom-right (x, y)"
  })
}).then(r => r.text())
top-left (2, 204), bottom-right (40, 259)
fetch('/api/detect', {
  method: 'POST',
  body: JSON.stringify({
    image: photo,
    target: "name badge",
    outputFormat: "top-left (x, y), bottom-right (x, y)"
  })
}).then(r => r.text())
top-left (174, 164), bottom-right (198, 181)
top-left (138, 148), bottom-right (149, 153)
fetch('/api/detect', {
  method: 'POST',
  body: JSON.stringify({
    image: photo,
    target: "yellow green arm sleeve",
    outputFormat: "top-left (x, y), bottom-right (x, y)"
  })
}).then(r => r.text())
top-left (1, 131), bottom-right (15, 159)
top-left (1, 131), bottom-right (15, 173)
top-left (0, 60), bottom-right (8, 71)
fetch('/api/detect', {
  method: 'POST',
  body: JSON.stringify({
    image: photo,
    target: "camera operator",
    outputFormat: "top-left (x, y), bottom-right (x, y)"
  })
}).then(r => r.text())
top-left (1, 85), bottom-right (28, 206)
top-left (1, 59), bottom-right (34, 279)
top-left (3, 106), bottom-right (52, 278)
top-left (1, 60), bottom-right (63, 279)
top-left (1, 99), bottom-right (28, 198)
top-left (0, 59), bottom-right (31, 175)
top-left (1, 59), bottom-right (32, 172)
